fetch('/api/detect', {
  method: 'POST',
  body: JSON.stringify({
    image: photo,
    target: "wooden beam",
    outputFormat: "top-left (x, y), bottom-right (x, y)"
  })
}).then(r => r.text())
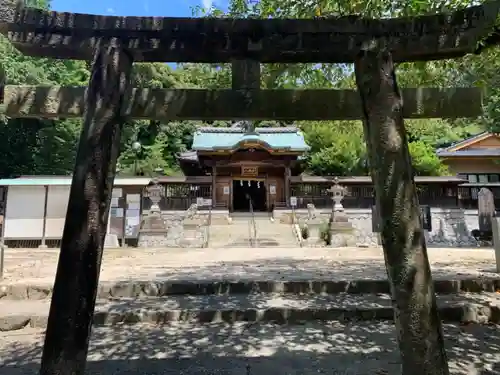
top-left (232, 60), bottom-right (260, 90)
top-left (0, 1), bottom-right (499, 63)
top-left (2, 86), bottom-right (483, 120)
top-left (39, 40), bottom-right (134, 374)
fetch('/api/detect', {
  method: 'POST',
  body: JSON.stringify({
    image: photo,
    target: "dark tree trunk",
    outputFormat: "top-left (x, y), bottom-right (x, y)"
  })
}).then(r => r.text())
top-left (39, 39), bottom-right (133, 375)
top-left (354, 45), bottom-right (449, 375)
top-left (0, 62), bottom-right (5, 113)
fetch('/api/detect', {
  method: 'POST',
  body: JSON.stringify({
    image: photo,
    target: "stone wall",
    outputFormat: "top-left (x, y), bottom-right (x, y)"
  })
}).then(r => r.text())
top-left (138, 209), bottom-right (231, 248)
top-left (276, 207), bottom-right (479, 248)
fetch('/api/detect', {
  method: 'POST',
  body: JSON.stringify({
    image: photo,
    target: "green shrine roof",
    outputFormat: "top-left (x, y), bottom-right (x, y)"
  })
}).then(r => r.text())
top-left (192, 125), bottom-right (310, 152)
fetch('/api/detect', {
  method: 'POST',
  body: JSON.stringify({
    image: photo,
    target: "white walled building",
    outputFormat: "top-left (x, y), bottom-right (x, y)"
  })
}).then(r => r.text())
top-left (0, 176), bottom-right (151, 246)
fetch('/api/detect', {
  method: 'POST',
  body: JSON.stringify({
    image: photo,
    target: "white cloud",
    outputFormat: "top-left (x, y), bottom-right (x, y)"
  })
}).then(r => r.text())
top-left (202, 0), bottom-right (212, 9)
top-left (143, 0), bottom-right (149, 13)
top-left (106, 7), bottom-right (115, 14)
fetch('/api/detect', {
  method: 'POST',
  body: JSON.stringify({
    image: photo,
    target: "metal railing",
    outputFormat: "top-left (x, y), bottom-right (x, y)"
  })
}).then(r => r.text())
top-left (204, 204), bottom-right (212, 248)
top-left (290, 205), bottom-right (304, 247)
top-left (248, 197), bottom-right (257, 247)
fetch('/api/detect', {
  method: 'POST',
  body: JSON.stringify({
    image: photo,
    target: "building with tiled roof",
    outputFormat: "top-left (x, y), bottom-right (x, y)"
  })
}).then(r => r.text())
top-left (177, 122), bottom-right (309, 211)
top-left (436, 131), bottom-right (500, 183)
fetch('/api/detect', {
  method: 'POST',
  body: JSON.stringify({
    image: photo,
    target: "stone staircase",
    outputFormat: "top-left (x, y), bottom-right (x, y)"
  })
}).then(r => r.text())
top-left (254, 215), bottom-right (299, 247)
top-left (208, 213), bottom-right (298, 248)
top-left (2, 277), bottom-right (500, 374)
top-left (2, 278), bottom-right (500, 330)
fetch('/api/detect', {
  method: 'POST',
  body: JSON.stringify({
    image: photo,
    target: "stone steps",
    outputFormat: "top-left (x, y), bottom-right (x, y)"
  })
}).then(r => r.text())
top-left (255, 220), bottom-right (298, 247)
top-left (208, 215), bottom-right (298, 248)
top-left (3, 278), bottom-right (500, 300)
top-left (208, 223), bottom-right (254, 248)
top-left (3, 291), bottom-right (500, 331)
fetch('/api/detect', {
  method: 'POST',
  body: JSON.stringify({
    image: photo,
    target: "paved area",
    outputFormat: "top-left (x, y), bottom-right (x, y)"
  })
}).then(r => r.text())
top-left (1, 322), bottom-right (500, 374)
top-left (1, 247), bottom-right (498, 286)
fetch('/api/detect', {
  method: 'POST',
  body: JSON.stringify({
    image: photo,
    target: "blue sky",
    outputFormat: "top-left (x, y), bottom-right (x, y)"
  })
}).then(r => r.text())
top-left (51, 0), bottom-right (228, 17)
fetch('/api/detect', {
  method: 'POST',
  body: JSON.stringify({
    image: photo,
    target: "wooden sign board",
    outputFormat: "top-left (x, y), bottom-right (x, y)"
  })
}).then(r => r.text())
top-left (372, 205), bottom-right (432, 232)
top-left (241, 166), bottom-right (258, 177)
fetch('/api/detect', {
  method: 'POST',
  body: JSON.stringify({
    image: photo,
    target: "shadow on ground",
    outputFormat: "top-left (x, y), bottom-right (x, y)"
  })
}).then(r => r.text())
top-left (2, 254), bottom-right (500, 374)
top-left (2, 322), bottom-right (500, 375)
top-left (137, 256), bottom-right (498, 282)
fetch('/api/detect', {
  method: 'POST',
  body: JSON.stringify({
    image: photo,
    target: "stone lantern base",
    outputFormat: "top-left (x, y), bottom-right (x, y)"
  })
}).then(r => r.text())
top-left (138, 209), bottom-right (170, 248)
top-left (329, 209), bottom-right (356, 247)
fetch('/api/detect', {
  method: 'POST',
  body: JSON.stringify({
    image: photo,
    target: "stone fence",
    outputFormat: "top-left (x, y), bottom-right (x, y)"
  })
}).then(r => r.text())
top-left (274, 207), bottom-right (479, 248)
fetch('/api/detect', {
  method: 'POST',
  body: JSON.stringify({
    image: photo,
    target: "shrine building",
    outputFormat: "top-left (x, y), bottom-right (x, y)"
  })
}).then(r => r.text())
top-left (176, 123), bottom-right (309, 212)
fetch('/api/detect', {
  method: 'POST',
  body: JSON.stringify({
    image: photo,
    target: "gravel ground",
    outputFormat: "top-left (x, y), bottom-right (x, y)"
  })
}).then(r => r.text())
top-left (1, 247), bottom-right (498, 285)
top-left (1, 322), bottom-right (500, 375)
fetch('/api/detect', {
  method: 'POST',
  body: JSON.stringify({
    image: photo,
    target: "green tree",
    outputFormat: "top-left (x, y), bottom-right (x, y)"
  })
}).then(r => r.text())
top-left (0, 0), bottom-right (491, 179)
top-left (302, 121), bottom-right (367, 175)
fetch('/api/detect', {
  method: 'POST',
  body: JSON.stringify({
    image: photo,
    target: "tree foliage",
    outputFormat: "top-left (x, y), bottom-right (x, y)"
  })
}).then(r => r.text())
top-left (0, 0), bottom-right (495, 177)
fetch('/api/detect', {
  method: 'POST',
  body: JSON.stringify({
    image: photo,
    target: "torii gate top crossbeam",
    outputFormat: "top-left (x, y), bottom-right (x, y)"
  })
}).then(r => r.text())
top-left (0, 0), bottom-right (500, 63)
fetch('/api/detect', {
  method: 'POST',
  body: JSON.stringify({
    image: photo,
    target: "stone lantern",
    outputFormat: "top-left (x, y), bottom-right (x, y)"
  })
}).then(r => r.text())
top-left (144, 178), bottom-right (164, 213)
top-left (328, 177), bottom-right (353, 241)
top-left (138, 178), bottom-right (169, 247)
top-left (329, 177), bottom-right (348, 212)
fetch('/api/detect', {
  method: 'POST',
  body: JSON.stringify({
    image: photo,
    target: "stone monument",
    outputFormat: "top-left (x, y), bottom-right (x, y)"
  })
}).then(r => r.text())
top-left (478, 187), bottom-right (495, 233)
top-left (328, 178), bottom-right (356, 247)
top-left (103, 213), bottom-right (119, 248)
top-left (138, 179), bottom-right (168, 247)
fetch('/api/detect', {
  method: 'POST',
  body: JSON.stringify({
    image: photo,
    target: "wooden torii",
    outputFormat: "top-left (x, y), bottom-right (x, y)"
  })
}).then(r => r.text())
top-left (1, 1), bottom-right (499, 374)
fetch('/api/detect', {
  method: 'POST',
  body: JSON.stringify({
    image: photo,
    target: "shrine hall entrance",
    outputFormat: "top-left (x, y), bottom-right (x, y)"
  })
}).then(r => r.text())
top-left (232, 179), bottom-right (267, 212)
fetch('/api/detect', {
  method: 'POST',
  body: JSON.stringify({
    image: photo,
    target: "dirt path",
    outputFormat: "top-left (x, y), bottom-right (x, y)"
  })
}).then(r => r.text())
top-left (1, 247), bottom-right (497, 285)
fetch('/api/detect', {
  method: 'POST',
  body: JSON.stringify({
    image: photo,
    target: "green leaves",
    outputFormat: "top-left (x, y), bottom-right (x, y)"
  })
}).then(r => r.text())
top-left (1, 0), bottom-right (495, 178)
top-left (408, 141), bottom-right (449, 176)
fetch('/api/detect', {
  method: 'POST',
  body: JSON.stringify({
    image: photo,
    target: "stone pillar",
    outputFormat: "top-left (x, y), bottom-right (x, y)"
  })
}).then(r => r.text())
top-left (0, 187), bottom-right (8, 279)
top-left (284, 165), bottom-right (291, 208)
top-left (212, 165), bottom-right (216, 208)
top-left (103, 209), bottom-right (119, 248)
top-left (493, 218), bottom-right (500, 272)
top-left (39, 39), bottom-right (134, 375)
top-left (39, 184), bottom-right (49, 249)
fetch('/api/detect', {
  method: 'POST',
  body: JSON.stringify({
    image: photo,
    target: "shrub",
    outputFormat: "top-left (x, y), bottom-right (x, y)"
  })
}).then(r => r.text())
top-left (319, 222), bottom-right (332, 246)
top-left (300, 224), bottom-right (310, 240)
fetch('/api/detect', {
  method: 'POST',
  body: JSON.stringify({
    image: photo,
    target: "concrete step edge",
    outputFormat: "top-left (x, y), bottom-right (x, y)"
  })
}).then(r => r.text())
top-left (1, 297), bottom-right (499, 331)
top-left (3, 278), bottom-right (500, 300)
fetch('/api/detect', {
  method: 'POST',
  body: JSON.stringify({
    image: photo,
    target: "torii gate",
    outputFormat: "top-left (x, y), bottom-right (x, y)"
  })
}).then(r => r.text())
top-left (1, 1), bottom-right (499, 374)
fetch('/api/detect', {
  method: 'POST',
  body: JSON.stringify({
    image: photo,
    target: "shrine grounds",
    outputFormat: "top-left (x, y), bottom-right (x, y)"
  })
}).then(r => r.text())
top-left (2, 246), bottom-right (500, 374)
top-left (1, 246), bottom-right (499, 284)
